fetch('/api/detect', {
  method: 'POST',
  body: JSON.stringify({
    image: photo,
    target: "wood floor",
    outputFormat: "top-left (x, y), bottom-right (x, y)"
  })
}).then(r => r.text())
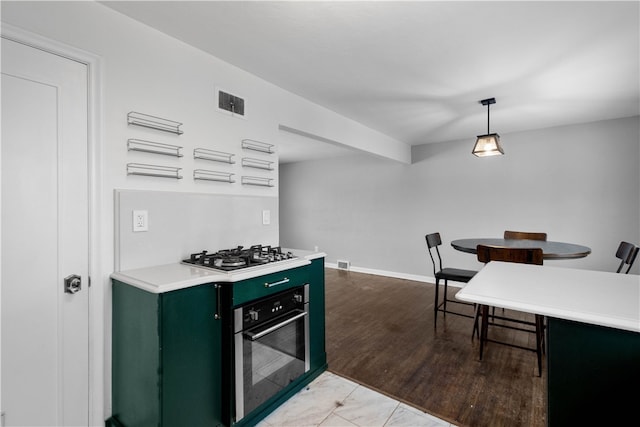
top-left (324, 268), bottom-right (546, 427)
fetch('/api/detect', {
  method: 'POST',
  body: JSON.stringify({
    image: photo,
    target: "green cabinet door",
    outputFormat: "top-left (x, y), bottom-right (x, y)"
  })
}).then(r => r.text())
top-left (547, 317), bottom-right (640, 425)
top-left (111, 281), bottom-right (223, 427)
top-left (308, 258), bottom-right (327, 372)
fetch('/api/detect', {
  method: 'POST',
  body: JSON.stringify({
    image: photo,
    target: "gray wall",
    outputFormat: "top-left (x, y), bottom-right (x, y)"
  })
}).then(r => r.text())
top-left (280, 116), bottom-right (640, 277)
top-left (115, 190), bottom-right (279, 271)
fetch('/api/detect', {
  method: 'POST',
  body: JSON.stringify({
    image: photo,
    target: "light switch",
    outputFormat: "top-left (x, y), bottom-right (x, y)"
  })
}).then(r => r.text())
top-left (262, 210), bottom-right (271, 225)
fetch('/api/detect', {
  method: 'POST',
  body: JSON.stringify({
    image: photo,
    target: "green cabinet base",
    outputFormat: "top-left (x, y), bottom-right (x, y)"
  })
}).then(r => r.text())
top-left (110, 257), bottom-right (327, 427)
top-left (110, 281), bottom-right (222, 427)
top-left (547, 317), bottom-right (640, 425)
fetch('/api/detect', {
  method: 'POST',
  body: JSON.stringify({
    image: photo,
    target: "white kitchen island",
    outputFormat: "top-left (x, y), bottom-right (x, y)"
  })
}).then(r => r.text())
top-left (456, 261), bottom-right (640, 426)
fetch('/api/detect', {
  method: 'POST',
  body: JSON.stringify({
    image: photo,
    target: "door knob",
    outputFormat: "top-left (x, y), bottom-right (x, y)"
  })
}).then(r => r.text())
top-left (64, 274), bottom-right (82, 294)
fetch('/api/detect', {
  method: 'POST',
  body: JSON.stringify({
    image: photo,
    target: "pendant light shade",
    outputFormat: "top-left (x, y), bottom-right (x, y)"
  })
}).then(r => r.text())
top-left (472, 98), bottom-right (504, 157)
top-left (473, 133), bottom-right (503, 157)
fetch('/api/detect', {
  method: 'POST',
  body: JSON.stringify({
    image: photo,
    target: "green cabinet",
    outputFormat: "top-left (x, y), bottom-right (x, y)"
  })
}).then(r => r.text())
top-left (109, 257), bottom-right (327, 427)
top-left (547, 317), bottom-right (640, 425)
top-left (110, 282), bottom-right (223, 427)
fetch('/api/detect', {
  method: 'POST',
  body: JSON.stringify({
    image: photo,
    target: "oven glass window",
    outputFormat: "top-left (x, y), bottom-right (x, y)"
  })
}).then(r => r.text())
top-left (242, 313), bottom-right (306, 416)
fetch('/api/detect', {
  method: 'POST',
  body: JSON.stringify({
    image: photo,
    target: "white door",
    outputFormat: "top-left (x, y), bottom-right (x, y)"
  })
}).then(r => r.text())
top-left (1, 37), bottom-right (89, 426)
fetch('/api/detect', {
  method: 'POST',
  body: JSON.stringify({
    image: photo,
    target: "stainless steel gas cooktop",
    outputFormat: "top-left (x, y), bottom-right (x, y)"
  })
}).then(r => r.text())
top-left (182, 245), bottom-right (296, 272)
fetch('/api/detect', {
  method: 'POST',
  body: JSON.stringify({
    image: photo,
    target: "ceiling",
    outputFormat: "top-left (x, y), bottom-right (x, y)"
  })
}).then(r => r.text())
top-left (101, 1), bottom-right (639, 163)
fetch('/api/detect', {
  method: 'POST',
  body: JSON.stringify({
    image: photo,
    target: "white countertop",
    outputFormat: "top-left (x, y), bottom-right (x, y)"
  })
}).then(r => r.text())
top-left (110, 250), bottom-right (326, 294)
top-left (456, 261), bottom-right (640, 333)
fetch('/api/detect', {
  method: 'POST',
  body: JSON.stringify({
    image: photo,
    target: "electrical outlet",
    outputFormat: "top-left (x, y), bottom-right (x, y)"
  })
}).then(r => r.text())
top-left (262, 210), bottom-right (271, 225)
top-left (133, 210), bottom-right (148, 232)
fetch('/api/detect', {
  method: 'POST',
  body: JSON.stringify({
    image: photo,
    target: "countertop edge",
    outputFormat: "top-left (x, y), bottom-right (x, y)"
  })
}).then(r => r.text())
top-left (111, 251), bottom-right (325, 294)
top-left (455, 262), bottom-right (640, 333)
top-left (455, 292), bottom-right (640, 333)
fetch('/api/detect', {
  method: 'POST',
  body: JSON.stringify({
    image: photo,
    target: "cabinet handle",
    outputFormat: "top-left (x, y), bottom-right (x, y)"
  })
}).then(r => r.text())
top-left (214, 284), bottom-right (221, 320)
top-left (264, 277), bottom-right (289, 288)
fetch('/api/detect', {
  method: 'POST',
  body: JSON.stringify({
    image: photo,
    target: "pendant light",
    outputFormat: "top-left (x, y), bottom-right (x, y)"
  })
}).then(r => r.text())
top-left (472, 97), bottom-right (504, 157)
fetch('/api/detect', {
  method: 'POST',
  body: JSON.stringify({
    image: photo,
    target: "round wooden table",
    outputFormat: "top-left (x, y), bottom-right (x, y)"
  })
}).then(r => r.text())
top-left (451, 238), bottom-right (591, 260)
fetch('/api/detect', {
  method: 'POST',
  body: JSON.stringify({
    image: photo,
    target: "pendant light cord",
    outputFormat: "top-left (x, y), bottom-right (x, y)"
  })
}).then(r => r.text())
top-left (487, 103), bottom-right (491, 134)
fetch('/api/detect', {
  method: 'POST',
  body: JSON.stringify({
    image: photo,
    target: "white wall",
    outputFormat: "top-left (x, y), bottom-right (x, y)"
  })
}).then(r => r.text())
top-left (114, 190), bottom-right (280, 271)
top-left (280, 116), bottom-right (640, 277)
top-left (0, 1), bottom-right (409, 424)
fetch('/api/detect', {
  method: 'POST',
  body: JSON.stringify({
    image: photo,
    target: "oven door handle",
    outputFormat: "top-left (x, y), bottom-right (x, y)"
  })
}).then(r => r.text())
top-left (244, 310), bottom-right (307, 341)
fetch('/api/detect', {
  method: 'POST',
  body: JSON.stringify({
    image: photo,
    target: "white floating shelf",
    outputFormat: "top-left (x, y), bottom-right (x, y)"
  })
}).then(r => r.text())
top-left (241, 157), bottom-right (274, 171)
top-left (193, 148), bottom-right (235, 164)
top-left (193, 169), bottom-right (235, 183)
top-left (127, 163), bottom-right (183, 179)
top-left (128, 139), bottom-right (183, 157)
top-left (241, 176), bottom-right (274, 187)
top-left (241, 139), bottom-right (274, 154)
top-left (127, 111), bottom-right (184, 135)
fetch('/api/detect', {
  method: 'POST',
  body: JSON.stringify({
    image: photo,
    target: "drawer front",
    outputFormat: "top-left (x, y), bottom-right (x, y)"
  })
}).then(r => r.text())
top-left (233, 265), bottom-right (309, 306)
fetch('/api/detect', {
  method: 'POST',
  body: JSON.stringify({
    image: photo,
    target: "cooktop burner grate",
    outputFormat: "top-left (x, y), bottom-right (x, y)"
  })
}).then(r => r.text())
top-left (183, 245), bottom-right (296, 271)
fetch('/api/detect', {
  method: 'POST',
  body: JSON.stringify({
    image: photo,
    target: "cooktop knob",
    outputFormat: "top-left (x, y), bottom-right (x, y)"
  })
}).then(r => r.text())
top-left (248, 310), bottom-right (259, 321)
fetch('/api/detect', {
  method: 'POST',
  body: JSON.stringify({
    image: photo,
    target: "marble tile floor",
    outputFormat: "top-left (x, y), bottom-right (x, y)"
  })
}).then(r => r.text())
top-left (259, 371), bottom-right (457, 427)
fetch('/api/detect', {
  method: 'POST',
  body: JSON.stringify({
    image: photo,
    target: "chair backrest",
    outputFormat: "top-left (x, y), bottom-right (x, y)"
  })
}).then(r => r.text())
top-left (628, 246), bottom-right (640, 273)
top-left (504, 230), bottom-right (547, 241)
top-left (425, 233), bottom-right (444, 274)
top-left (615, 241), bottom-right (640, 274)
top-left (477, 245), bottom-right (543, 266)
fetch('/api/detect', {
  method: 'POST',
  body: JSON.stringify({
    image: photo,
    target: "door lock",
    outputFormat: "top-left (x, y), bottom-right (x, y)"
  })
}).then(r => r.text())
top-left (64, 274), bottom-right (82, 294)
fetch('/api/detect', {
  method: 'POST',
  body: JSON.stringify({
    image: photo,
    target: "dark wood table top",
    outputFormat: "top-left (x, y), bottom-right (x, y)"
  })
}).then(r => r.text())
top-left (451, 238), bottom-right (592, 260)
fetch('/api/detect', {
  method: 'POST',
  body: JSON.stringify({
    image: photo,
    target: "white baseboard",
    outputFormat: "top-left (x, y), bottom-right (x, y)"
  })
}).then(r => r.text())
top-left (324, 262), bottom-right (465, 289)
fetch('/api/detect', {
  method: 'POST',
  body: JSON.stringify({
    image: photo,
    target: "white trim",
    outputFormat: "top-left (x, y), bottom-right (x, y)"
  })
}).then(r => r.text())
top-left (324, 262), bottom-right (463, 288)
top-left (1, 23), bottom-right (104, 426)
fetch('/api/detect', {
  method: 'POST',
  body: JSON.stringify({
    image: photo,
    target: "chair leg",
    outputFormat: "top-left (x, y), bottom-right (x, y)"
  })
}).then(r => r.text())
top-left (434, 278), bottom-right (440, 329)
top-left (472, 304), bottom-right (480, 341)
top-left (479, 305), bottom-right (489, 360)
top-left (442, 280), bottom-right (448, 317)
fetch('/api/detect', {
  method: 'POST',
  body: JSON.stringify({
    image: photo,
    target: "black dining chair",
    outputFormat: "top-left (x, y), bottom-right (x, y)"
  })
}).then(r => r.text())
top-left (476, 244), bottom-right (545, 377)
top-left (504, 230), bottom-right (547, 241)
top-left (425, 233), bottom-right (478, 330)
top-left (615, 241), bottom-right (639, 274)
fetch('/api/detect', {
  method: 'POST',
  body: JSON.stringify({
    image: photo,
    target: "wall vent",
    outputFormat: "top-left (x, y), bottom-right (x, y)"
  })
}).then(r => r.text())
top-left (217, 89), bottom-right (245, 117)
top-left (337, 260), bottom-right (351, 270)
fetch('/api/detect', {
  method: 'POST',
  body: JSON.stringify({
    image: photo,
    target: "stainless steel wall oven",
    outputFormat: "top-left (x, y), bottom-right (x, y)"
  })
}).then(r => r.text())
top-left (233, 284), bottom-right (310, 421)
